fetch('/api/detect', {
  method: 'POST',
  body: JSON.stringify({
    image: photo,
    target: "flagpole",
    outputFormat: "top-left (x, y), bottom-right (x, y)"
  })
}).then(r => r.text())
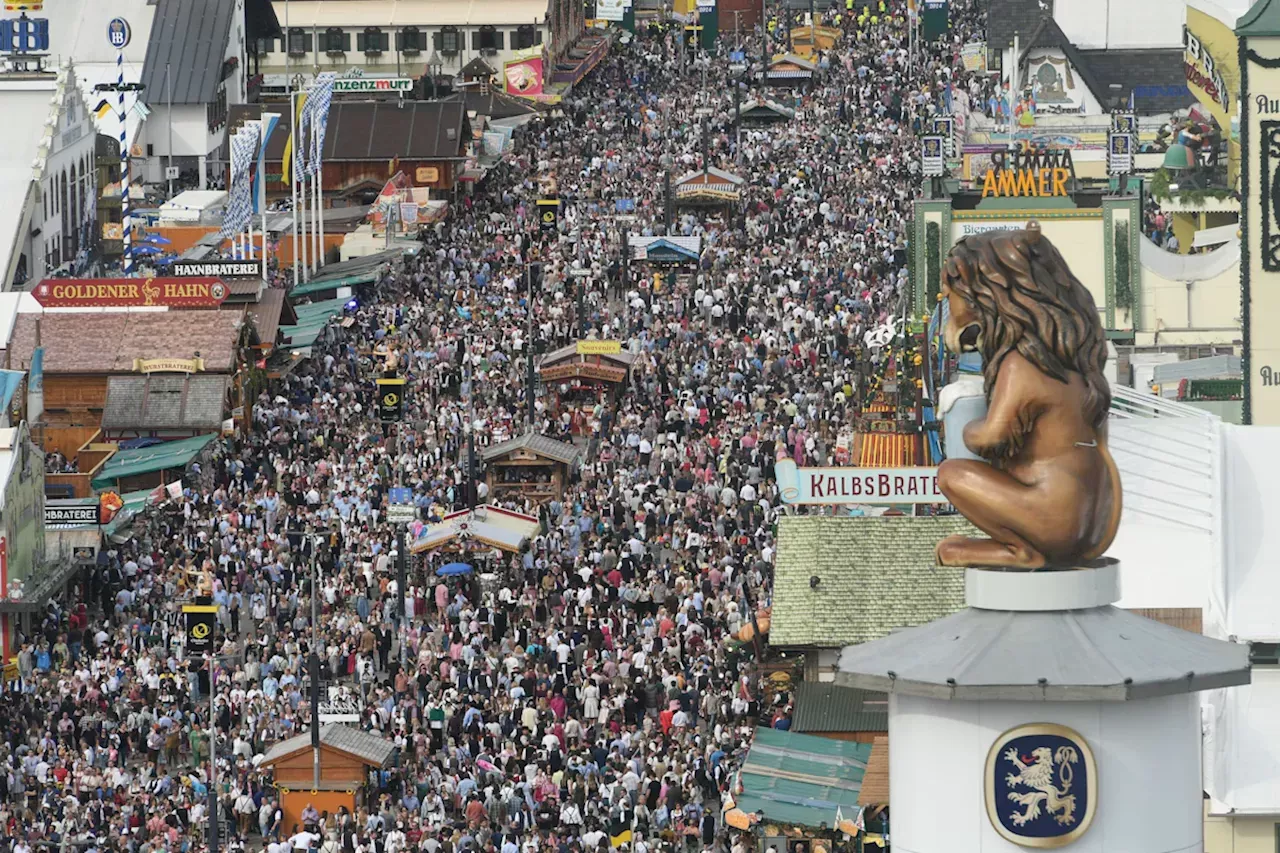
top-left (314, 127), bottom-right (324, 271)
top-left (118, 46), bottom-right (132, 275)
top-left (312, 117), bottom-right (321, 275)
top-left (291, 91), bottom-right (301, 286)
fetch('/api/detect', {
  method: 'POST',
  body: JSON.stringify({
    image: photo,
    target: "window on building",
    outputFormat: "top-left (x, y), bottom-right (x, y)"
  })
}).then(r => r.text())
top-left (397, 26), bottom-right (424, 53)
top-left (440, 25), bottom-right (460, 53)
top-left (475, 26), bottom-right (502, 51)
top-left (513, 24), bottom-right (536, 49)
top-left (255, 36), bottom-right (274, 55)
top-left (1251, 642), bottom-right (1280, 666)
top-left (324, 27), bottom-right (349, 53)
top-left (287, 28), bottom-right (311, 55)
top-left (358, 27), bottom-right (389, 53)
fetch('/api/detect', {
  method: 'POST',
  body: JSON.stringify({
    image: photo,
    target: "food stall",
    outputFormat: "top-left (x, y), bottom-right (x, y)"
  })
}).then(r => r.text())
top-left (480, 432), bottom-right (581, 504)
top-left (537, 341), bottom-right (634, 435)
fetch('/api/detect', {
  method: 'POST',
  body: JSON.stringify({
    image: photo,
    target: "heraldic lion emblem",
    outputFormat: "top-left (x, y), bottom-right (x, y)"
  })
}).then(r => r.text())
top-left (935, 222), bottom-right (1122, 570)
top-left (986, 723), bottom-right (1097, 846)
top-left (1003, 745), bottom-right (1080, 827)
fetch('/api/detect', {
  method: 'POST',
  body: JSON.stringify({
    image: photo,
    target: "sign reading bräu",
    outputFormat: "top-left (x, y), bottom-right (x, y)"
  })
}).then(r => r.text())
top-left (776, 456), bottom-right (944, 504)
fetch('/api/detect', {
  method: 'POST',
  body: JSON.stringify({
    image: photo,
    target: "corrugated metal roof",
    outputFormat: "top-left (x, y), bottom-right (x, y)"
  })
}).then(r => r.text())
top-left (480, 432), bottom-right (581, 466)
top-left (261, 724), bottom-right (395, 767)
top-left (835, 604), bottom-right (1251, 701)
top-left (140, 0), bottom-right (236, 105)
top-left (737, 727), bottom-right (870, 829)
top-left (791, 682), bottom-right (887, 734)
top-left (229, 102), bottom-right (468, 162)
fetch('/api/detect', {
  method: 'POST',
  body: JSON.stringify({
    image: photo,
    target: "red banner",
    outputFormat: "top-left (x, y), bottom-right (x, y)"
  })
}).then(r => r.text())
top-left (32, 277), bottom-right (229, 309)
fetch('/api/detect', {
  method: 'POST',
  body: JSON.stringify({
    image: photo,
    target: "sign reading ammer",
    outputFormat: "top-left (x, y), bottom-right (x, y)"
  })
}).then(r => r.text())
top-left (172, 260), bottom-right (264, 278)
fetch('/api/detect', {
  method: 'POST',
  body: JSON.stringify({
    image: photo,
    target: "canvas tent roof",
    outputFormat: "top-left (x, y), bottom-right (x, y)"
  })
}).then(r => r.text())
top-left (91, 433), bottom-right (216, 489)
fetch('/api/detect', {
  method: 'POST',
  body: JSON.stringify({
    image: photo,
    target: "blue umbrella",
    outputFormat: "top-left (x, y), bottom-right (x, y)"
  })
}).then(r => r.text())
top-left (436, 562), bottom-right (473, 577)
top-left (142, 233), bottom-right (173, 245)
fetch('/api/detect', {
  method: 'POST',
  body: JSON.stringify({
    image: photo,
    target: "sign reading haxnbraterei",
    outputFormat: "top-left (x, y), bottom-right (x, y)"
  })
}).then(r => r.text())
top-left (172, 260), bottom-right (263, 278)
top-left (45, 504), bottom-right (100, 525)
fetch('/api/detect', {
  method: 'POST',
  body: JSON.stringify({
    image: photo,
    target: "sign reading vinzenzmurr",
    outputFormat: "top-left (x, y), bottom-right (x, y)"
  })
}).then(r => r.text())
top-left (1239, 4), bottom-right (1280, 424)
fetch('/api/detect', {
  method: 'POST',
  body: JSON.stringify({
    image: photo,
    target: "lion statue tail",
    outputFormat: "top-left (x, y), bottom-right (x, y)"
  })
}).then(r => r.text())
top-left (1082, 427), bottom-right (1123, 562)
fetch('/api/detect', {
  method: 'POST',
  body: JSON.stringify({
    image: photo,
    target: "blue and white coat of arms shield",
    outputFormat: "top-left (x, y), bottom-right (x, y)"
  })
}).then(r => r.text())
top-left (985, 723), bottom-right (1098, 848)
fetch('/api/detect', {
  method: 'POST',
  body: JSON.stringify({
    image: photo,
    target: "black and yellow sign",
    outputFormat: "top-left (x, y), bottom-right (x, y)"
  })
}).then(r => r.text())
top-left (537, 197), bottom-right (560, 232)
top-left (377, 376), bottom-right (407, 422)
top-left (183, 604), bottom-right (218, 657)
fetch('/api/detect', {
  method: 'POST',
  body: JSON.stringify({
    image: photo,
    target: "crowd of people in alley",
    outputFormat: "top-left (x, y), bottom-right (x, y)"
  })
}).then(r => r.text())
top-left (0, 4), bottom-right (990, 853)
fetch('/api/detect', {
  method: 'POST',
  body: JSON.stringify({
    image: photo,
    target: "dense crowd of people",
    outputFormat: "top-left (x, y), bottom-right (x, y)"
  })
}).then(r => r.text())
top-left (0, 4), bottom-right (985, 853)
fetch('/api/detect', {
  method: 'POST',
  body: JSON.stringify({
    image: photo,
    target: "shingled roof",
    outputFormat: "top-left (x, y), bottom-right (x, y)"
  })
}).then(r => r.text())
top-left (480, 432), bottom-right (581, 466)
top-left (985, 0), bottom-right (1050, 50)
top-left (3, 311), bottom-right (244, 374)
top-left (771, 515), bottom-right (977, 648)
top-left (1078, 49), bottom-right (1197, 114)
top-left (261, 724), bottom-right (394, 767)
top-left (102, 374), bottom-right (230, 430)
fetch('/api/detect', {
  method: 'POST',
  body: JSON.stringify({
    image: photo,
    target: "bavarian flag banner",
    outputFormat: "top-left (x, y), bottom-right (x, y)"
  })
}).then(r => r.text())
top-left (280, 91), bottom-right (309, 184)
top-left (608, 818), bottom-right (632, 849)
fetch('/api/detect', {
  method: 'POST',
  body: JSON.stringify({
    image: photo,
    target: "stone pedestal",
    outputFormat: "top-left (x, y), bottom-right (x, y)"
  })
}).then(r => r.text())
top-left (836, 562), bottom-right (1250, 853)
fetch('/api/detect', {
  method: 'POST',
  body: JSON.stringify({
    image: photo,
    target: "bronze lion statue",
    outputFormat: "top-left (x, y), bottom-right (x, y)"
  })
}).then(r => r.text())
top-left (935, 222), bottom-right (1122, 570)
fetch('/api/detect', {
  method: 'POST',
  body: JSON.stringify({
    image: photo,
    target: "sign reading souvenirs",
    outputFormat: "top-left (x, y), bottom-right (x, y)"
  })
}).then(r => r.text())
top-left (980, 147), bottom-right (1076, 199)
top-left (44, 504), bottom-right (99, 526)
top-left (986, 723), bottom-right (1097, 848)
top-left (334, 77), bottom-right (413, 93)
top-left (576, 340), bottom-right (622, 355)
top-left (172, 259), bottom-right (263, 278)
top-left (33, 277), bottom-right (229, 308)
top-left (775, 456), bottom-right (945, 504)
top-left (183, 604), bottom-right (218, 657)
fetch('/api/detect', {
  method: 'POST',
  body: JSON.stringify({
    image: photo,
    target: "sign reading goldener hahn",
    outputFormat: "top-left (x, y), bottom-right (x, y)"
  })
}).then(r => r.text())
top-left (775, 456), bottom-right (945, 504)
top-left (33, 277), bottom-right (228, 309)
top-left (172, 260), bottom-right (263, 278)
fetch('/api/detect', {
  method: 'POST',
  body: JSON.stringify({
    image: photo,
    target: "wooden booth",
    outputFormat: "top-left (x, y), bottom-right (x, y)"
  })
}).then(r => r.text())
top-left (538, 341), bottom-right (635, 435)
top-left (480, 432), bottom-right (581, 504)
top-left (736, 98), bottom-right (797, 126)
top-left (260, 724), bottom-right (395, 835)
top-left (765, 53), bottom-right (817, 87)
top-left (674, 166), bottom-right (745, 209)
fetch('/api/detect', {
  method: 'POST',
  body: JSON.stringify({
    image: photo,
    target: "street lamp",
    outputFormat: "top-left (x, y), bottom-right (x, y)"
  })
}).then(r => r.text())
top-left (427, 55), bottom-right (444, 99)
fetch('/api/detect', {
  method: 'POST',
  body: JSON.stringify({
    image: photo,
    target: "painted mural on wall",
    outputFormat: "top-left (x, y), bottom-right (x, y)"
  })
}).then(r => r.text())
top-left (1027, 53), bottom-right (1087, 115)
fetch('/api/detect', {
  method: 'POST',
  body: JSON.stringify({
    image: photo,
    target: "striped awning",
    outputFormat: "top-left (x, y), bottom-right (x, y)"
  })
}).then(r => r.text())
top-left (858, 433), bottom-right (915, 467)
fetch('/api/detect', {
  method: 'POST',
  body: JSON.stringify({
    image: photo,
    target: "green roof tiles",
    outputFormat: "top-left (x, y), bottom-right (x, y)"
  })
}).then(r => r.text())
top-left (771, 515), bottom-right (977, 648)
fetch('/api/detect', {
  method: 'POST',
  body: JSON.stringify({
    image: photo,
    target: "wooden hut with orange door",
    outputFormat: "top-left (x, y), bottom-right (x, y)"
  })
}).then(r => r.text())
top-left (260, 725), bottom-right (395, 835)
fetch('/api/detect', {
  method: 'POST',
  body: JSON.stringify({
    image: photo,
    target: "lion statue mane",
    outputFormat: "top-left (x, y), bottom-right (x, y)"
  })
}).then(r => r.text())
top-left (935, 222), bottom-right (1122, 570)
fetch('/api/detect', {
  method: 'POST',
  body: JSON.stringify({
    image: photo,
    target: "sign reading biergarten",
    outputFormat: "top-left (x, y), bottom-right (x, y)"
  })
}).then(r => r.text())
top-left (33, 277), bottom-right (229, 309)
